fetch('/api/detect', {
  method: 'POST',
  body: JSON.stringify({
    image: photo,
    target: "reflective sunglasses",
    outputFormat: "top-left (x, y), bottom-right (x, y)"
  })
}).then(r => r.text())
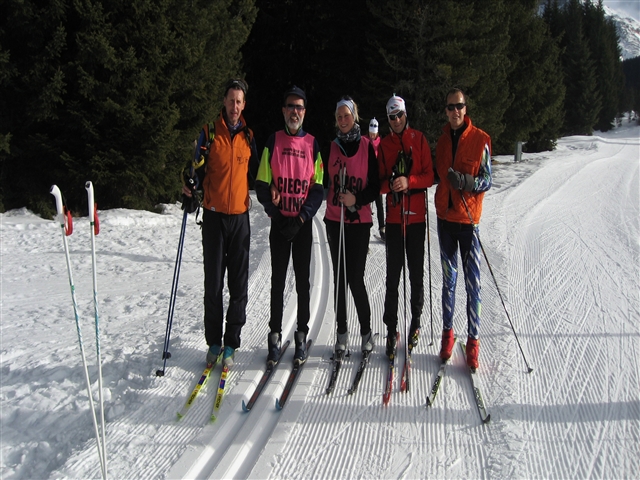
top-left (286, 104), bottom-right (305, 112)
top-left (446, 103), bottom-right (466, 111)
top-left (388, 110), bottom-right (405, 121)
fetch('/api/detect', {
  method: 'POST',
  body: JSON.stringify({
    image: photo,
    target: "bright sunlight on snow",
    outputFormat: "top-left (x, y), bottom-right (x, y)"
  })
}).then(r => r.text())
top-left (1, 120), bottom-right (639, 479)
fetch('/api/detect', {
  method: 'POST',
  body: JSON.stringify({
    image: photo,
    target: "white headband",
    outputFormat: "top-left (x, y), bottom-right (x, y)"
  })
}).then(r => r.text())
top-left (336, 99), bottom-right (355, 117)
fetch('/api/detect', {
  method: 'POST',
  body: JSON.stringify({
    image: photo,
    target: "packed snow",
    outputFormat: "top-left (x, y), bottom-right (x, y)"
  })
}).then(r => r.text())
top-left (1, 119), bottom-right (639, 479)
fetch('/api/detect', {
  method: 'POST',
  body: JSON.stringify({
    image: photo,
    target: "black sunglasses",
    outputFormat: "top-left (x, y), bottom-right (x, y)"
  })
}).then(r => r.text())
top-left (285, 104), bottom-right (305, 112)
top-left (388, 111), bottom-right (405, 121)
top-left (446, 103), bottom-right (466, 111)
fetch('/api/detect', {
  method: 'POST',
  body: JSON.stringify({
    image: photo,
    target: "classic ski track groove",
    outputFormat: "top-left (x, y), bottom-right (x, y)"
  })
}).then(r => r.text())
top-left (169, 215), bottom-right (332, 479)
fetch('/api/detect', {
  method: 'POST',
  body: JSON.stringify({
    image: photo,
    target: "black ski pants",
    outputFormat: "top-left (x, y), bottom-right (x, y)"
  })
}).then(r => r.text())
top-left (382, 222), bottom-right (426, 334)
top-left (201, 209), bottom-right (250, 350)
top-left (325, 220), bottom-right (372, 336)
top-left (268, 217), bottom-right (313, 335)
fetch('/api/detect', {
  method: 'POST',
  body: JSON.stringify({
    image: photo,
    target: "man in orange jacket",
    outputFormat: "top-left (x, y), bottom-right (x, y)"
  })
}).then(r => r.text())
top-left (434, 88), bottom-right (492, 370)
top-left (183, 78), bottom-right (259, 367)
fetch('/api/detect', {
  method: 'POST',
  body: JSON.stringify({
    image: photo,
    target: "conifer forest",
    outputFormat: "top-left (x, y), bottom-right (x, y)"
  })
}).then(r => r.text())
top-left (1, 0), bottom-right (637, 215)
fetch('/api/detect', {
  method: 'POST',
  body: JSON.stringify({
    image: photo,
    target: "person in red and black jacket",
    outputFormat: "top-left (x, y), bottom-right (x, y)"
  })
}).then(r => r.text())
top-left (378, 94), bottom-right (434, 358)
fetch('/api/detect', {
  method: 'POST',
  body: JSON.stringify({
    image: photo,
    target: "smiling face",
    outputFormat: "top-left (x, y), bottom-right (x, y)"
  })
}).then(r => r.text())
top-left (223, 88), bottom-right (246, 126)
top-left (445, 91), bottom-right (467, 130)
top-left (282, 95), bottom-right (306, 134)
top-left (388, 110), bottom-right (407, 134)
top-left (336, 105), bottom-right (355, 134)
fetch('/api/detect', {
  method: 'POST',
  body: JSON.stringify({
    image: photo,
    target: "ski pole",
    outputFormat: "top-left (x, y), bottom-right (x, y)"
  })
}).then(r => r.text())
top-left (156, 208), bottom-right (189, 377)
top-left (401, 194), bottom-right (409, 366)
top-left (460, 193), bottom-right (533, 373)
top-left (333, 167), bottom-right (344, 333)
top-left (335, 165), bottom-right (349, 346)
top-left (340, 166), bottom-right (349, 327)
top-left (85, 181), bottom-right (107, 478)
top-left (426, 191), bottom-right (434, 346)
top-left (50, 185), bottom-right (107, 479)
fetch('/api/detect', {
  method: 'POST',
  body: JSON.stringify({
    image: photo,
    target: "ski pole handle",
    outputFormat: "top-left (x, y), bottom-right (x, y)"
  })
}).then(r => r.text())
top-left (50, 185), bottom-right (73, 236)
top-left (85, 181), bottom-right (100, 235)
top-left (86, 181), bottom-right (95, 220)
top-left (50, 185), bottom-right (64, 220)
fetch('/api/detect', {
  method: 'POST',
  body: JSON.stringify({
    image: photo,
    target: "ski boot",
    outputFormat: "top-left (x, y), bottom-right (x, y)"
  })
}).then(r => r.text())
top-left (466, 337), bottom-right (480, 370)
top-left (361, 331), bottom-right (374, 353)
top-left (335, 331), bottom-right (348, 359)
top-left (223, 345), bottom-right (235, 367)
top-left (206, 344), bottom-right (221, 364)
top-left (267, 332), bottom-right (282, 366)
top-left (293, 331), bottom-right (308, 365)
top-left (439, 328), bottom-right (455, 361)
top-left (385, 331), bottom-right (397, 359)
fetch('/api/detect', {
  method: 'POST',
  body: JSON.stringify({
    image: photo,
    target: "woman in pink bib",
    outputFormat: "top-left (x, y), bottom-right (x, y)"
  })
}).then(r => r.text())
top-left (324, 96), bottom-right (380, 356)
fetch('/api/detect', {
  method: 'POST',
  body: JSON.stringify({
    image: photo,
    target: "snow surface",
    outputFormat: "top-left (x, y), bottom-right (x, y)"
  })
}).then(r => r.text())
top-left (1, 120), bottom-right (639, 479)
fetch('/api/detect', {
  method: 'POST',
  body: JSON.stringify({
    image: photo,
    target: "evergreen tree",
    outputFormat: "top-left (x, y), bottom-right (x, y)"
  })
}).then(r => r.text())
top-left (1, 0), bottom-right (256, 215)
top-left (365, 0), bottom-right (511, 150)
top-left (541, 0), bottom-right (562, 35)
top-left (0, 0), bottom-right (69, 214)
top-left (622, 56), bottom-right (640, 119)
top-left (551, 0), bottom-right (601, 135)
top-left (499, 0), bottom-right (565, 153)
top-left (241, 0), bottom-right (373, 159)
top-left (583, 0), bottom-right (625, 132)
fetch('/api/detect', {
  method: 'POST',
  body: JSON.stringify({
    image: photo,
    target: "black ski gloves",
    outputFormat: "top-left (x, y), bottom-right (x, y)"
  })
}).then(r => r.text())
top-left (273, 211), bottom-right (304, 241)
top-left (345, 208), bottom-right (360, 222)
top-left (280, 216), bottom-right (304, 241)
top-left (181, 176), bottom-right (200, 213)
top-left (447, 168), bottom-right (474, 192)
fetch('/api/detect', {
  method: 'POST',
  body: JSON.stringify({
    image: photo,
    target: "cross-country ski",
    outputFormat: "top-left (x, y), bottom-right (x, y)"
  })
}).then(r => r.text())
top-left (177, 353), bottom-right (222, 419)
top-left (382, 332), bottom-right (400, 406)
top-left (459, 340), bottom-right (491, 423)
top-left (242, 340), bottom-right (291, 412)
top-left (276, 340), bottom-right (313, 410)
top-left (211, 363), bottom-right (231, 422)
top-left (348, 333), bottom-right (379, 395)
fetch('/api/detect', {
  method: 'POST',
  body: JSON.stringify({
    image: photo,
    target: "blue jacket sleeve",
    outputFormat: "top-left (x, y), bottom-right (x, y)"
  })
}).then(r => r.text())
top-left (473, 143), bottom-right (492, 193)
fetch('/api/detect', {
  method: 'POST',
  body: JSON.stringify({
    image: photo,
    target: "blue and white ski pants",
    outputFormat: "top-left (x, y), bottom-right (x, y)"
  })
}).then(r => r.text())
top-left (437, 218), bottom-right (481, 339)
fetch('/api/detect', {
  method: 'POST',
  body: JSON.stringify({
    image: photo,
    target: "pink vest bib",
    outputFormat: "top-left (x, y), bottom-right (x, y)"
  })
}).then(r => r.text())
top-left (370, 135), bottom-right (380, 157)
top-left (271, 131), bottom-right (316, 217)
top-left (325, 137), bottom-right (373, 223)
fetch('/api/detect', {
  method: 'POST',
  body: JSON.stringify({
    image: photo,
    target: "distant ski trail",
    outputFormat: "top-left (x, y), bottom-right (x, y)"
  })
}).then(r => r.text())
top-left (496, 137), bottom-right (640, 478)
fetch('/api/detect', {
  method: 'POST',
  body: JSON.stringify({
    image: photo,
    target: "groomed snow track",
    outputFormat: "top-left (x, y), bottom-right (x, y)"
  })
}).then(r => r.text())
top-left (167, 216), bottom-right (332, 479)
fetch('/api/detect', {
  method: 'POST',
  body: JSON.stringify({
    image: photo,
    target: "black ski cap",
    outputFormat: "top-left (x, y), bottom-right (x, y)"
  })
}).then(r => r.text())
top-left (283, 85), bottom-right (307, 106)
top-left (224, 78), bottom-right (248, 97)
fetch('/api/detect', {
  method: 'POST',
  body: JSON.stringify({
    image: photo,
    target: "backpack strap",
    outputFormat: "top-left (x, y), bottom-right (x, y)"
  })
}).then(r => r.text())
top-left (242, 126), bottom-right (253, 147)
top-left (195, 122), bottom-right (216, 169)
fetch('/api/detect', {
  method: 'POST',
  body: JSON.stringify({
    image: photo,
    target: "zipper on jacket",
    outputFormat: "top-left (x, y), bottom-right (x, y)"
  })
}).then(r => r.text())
top-left (229, 133), bottom-right (235, 212)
